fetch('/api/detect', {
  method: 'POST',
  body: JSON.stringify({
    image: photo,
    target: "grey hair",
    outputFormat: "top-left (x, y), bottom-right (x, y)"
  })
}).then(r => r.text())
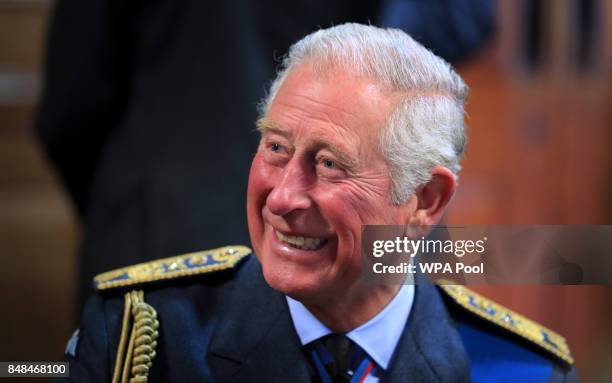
top-left (259, 23), bottom-right (468, 204)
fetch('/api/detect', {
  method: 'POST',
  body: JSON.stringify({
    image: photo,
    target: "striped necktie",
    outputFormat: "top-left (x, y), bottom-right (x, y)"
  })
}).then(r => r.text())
top-left (308, 334), bottom-right (377, 383)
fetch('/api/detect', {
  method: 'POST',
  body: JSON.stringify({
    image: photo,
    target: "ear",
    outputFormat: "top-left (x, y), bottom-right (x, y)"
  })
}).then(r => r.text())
top-left (409, 166), bottom-right (457, 226)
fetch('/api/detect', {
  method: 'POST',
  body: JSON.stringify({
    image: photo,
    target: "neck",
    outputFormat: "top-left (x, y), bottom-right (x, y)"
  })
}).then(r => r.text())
top-left (304, 284), bottom-right (401, 333)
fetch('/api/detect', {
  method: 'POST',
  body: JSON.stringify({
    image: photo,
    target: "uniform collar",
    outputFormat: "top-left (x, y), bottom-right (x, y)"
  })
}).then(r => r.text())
top-left (208, 256), bottom-right (470, 383)
top-left (286, 284), bottom-right (415, 370)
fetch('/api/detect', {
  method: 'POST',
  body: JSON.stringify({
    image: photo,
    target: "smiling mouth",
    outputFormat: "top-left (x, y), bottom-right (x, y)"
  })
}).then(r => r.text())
top-left (275, 230), bottom-right (328, 251)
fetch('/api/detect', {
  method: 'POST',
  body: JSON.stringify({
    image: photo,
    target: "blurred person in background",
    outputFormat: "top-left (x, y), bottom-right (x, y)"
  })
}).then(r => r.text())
top-left (35, 0), bottom-right (495, 309)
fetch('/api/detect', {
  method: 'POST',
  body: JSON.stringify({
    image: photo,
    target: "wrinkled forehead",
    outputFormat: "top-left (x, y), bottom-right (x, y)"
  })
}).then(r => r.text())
top-left (262, 63), bottom-right (397, 145)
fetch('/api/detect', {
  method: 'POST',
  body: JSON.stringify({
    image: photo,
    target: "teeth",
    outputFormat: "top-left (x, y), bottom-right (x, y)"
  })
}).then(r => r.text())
top-left (276, 231), bottom-right (325, 250)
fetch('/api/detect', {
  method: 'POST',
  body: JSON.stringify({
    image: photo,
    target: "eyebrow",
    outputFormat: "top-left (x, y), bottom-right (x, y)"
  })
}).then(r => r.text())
top-left (256, 117), bottom-right (359, 171)
top-left (256, 118), bottom-right (288, 137)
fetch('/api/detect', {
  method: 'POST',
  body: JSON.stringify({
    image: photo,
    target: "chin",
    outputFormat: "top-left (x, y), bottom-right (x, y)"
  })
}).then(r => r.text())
top-left (260, 263), bottom-right (324, 303)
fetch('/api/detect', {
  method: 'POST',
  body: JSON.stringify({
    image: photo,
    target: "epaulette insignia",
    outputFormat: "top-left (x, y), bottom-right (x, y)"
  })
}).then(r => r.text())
top-left (438, 282), bottom-right (574, 365)
top-left (94, 245), bottom-right (251, 291)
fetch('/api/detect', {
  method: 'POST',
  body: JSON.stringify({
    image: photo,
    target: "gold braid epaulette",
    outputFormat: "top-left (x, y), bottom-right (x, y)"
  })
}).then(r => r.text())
top-left (99, 246), bottom-right (251, 382)
top-left (112, 290), bottom-right (159, 383)
top-left (437, 282), bottom-right (574, 365)
top-left (94, 246), bottom-right (252, 291)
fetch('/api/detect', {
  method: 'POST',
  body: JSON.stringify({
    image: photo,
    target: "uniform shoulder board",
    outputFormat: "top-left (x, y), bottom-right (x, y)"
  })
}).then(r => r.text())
top-left (94, 245), bottom-right (251, 291)
top-left (438, 282), bottom-right (574, 365)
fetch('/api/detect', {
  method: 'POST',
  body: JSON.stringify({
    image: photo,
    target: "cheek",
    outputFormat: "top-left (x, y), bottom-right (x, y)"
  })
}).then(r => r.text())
top-left (247, 155), bottom-right (272, 201)
top-left (314, 187), bottom-right (377, 240)
top-left (319, 182), bottom-right (392, 226)
top-left (247, 156), bottom-right (276, 242)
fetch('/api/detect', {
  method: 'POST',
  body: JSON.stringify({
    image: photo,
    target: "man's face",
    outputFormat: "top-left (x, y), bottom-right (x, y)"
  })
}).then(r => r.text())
top-left (247, 64), bottom-right (411, 305)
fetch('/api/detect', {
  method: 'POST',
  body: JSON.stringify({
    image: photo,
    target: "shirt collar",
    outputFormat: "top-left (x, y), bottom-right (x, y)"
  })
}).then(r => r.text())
top-left (286, 284), bottom-right (415, 370)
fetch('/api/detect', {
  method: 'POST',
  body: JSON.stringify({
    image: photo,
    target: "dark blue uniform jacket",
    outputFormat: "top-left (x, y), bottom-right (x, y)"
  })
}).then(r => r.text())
top-left (68, 253), bottom-right (578, 382)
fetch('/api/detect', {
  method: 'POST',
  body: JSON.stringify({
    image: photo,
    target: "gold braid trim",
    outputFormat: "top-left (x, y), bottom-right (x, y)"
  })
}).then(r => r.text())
top-left (438, 282), bottom-right (573, 365)
top-left (112, 291), bottom-right (160, 383)
top-left (95, 246), bottom-right (251, 291)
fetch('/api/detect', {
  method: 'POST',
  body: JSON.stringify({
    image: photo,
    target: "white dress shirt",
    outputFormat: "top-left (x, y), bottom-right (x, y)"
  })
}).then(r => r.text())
top-left (287, 284), bottom-right (415, 382)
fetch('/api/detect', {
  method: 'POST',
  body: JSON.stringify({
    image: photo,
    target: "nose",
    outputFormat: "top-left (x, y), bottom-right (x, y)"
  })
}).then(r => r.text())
top-left (266, 159), bottom-right (312, 216)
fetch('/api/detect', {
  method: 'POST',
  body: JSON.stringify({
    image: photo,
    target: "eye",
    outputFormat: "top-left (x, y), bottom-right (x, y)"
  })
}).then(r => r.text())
top-left (322, 159), bottom-right (336, 169)
top-left (316, 156), bottom-right (344, 177)
top-left (270, 143), bottom-right (282, 152)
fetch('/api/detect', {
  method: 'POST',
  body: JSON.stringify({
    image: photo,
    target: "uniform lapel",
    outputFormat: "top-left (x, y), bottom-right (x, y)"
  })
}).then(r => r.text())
top-left (207, 257), bottom-right (310, 382)
top-left (383, 277), bottom-right (471, 383)
top-left (208, 258), bottom-right (469, 382)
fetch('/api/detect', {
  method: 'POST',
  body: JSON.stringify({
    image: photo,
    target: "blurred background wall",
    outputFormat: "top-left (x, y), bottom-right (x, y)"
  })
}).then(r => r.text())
top-left (0, 0), bottom-right (78, 361)
top-left (0, 0), bottom-right (610, 381)
top-left (447, 0), bottom-right (612, 381)
top-left (448, 0), bottom-right (612, 382)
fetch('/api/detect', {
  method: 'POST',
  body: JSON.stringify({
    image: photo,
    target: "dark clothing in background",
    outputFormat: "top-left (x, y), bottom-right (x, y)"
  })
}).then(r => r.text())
top-left (36, 0), bottom-right (495, 308)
